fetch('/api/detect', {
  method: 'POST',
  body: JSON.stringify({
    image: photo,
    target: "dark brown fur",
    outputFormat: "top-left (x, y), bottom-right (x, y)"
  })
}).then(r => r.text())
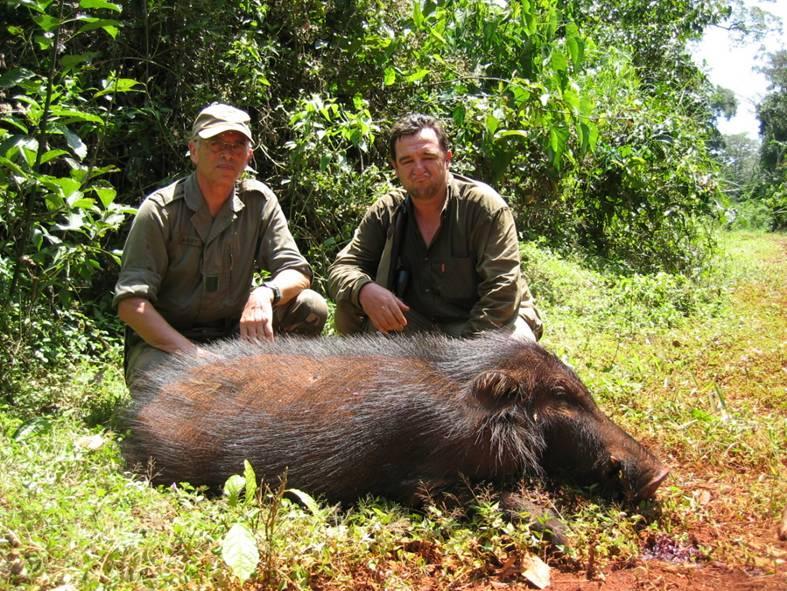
top-left (122, 332), bottom-right (668, 509)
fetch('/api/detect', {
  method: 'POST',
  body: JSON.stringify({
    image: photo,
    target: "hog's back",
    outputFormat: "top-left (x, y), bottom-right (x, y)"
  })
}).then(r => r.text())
top-left (122, 346), bottom-right (478, 501)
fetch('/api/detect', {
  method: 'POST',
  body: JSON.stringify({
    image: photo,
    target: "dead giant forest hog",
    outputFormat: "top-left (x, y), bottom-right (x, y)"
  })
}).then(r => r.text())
top-left (122, 332), bottom-right (669, 534)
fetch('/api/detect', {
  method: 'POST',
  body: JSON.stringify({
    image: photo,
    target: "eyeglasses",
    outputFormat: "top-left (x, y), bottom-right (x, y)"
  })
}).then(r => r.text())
top-left (204, 138), bottom-right (250, 155)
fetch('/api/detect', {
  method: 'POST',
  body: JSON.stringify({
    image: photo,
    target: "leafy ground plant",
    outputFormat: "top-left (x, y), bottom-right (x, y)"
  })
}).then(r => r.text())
top-left (0, 231), bottom-right (785, 590)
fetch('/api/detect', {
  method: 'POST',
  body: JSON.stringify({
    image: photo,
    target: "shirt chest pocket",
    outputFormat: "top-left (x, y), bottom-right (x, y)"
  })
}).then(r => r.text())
top-left (203, 236), bottom-right (242, 295)
top-left (432, 257), bottom-right (477, 302)
top-left (167, 236), bottom-right (203, 281)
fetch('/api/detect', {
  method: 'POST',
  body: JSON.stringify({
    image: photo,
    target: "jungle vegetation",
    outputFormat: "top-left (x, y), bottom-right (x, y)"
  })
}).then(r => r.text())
top-left (0, 0), bottom-right (783, 390)
top-left (1, 2), bottom-right (786, 589)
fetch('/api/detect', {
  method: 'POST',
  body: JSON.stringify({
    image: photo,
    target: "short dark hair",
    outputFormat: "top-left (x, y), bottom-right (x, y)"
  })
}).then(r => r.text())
top-left (388, 113), bottom-right (450, 162)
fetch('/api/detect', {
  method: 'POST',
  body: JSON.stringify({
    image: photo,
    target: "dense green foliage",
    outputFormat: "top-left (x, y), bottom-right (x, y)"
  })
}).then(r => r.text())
top-left (0, 0), bottom-right (781, 397)
top-left (0, 0), bottom-right (133, 399)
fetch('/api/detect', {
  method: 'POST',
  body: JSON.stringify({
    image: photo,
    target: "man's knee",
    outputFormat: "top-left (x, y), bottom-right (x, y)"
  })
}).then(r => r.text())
top-left (277, 289), bottom-right (328, 336)
top-left (510, 316), bottom-right (537, 342)
top-left (333, 299), bottom-right (367, 335)
top-left (125, 343), bottom-right (172, 392)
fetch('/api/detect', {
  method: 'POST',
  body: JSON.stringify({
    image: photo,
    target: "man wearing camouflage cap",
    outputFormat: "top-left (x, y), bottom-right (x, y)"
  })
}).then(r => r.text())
top-left (115, 103), bottom-right (327, 390)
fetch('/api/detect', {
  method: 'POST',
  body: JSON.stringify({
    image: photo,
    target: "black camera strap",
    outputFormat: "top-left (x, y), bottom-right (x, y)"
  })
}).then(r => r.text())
top-left (388, 196), bottom-right (410, 298)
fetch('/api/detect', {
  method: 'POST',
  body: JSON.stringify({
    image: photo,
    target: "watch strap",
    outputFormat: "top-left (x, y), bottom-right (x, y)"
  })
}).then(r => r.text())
top-left (262, 282), bottom-right (281, 305)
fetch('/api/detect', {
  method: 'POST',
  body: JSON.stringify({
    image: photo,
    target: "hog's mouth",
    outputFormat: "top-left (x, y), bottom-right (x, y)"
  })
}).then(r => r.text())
top-left (538, 425), bottom-right (670, 504)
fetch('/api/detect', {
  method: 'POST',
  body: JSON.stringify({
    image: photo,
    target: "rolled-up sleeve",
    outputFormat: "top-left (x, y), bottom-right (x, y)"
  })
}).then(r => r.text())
top-left (113, 198), bottom-right (168, 308)
top-left (257, 195), bottom-right (313, 280)
top-left (463, 206), bottom-right (523, 336)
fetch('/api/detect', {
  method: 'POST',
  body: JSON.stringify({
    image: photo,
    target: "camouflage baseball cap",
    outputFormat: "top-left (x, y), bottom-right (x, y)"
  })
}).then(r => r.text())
top-left (191, 103), bottom-right (253, 142)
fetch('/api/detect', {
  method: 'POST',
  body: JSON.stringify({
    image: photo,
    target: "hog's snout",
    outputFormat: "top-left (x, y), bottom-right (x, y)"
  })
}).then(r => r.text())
top-left (604, 443), bottom-right (670, 504)
top-left (616, 456), bottom-right (670, 504)
top-left (634, 466), bottom-right (670, 501)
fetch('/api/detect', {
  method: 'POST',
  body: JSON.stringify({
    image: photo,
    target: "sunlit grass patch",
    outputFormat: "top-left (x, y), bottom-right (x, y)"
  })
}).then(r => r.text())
top-left (0, 418), bottom-right (233, 589)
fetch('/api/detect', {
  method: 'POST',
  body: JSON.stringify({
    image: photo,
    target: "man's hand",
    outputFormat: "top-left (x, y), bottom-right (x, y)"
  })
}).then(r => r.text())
top-left (359, 282), bottom-right (410, 333)
top-left (240, 286), bottom-right (275, 341)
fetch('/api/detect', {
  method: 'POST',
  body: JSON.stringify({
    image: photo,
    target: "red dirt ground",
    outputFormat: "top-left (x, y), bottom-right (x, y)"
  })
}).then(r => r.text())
top-left (308, 517), bottom-right (787, 590)
top-left (347, 502), bottom-right (786, 590)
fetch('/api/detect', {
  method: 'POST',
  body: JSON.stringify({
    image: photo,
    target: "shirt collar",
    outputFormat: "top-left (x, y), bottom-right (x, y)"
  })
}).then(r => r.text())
top-left (184, 172), bottom-right (245, 215)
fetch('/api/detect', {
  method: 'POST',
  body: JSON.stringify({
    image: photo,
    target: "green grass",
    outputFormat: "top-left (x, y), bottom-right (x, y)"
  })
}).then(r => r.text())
top-left (1, 230), bottom-right (784, 589)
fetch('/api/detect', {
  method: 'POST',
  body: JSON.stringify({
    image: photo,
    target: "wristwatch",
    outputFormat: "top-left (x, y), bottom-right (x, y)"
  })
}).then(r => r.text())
top-left (262, 282), bottom-right (281, 305)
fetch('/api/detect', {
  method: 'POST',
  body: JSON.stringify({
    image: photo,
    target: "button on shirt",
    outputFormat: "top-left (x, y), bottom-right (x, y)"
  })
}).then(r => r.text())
top-left (399, 198), bottom-right (480, 324)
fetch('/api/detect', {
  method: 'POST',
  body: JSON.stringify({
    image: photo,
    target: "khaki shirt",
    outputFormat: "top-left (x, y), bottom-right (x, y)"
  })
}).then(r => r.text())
top-left (328, 173), bottom-right (542, 337)
top-left (114, 173), bottom-right (311, 332)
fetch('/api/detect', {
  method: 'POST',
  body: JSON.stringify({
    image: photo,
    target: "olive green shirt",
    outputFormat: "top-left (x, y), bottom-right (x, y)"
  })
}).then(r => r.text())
top-left (328, 173), bottom-right (542, 337)
top-left (113, 173), bottom-right (311, 332)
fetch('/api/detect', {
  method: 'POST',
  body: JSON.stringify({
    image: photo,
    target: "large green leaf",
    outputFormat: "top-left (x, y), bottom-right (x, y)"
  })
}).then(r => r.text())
top-left (61, 53), bottom-right (99, 70)
top-left (405, 68), bottom-right (429, 83)
top-left (56, 211), bottom-right (86, 232)
top-left (79, 0), bottom-right (122, 12)
top-left (40, 149), bottom-right (70, 165)
top-left (223, 474), bottom-right (246, 508)
top-left (49, 107), bottom-right (103, 124)
top-left (63, 127), bottom-right (88, 161)
top-left (76, 17), bottom-right (120, 39)
top-left (0, 68), bottom-right (36, 89)
top-left (287, 488), bottom-right (322, 516)
top-left (548, 126), bottom-right (569, 169)
top-left (39, 175), bottom-right (81, 199)
top-left (221, 523), bottom-right (259, 583)
top-left (412, 0), bottom-right (424, 27)
top-left (94, 77), bottom-right (142, 98)
top-left (92, 185), bottom-right (117, 207)
top-left (32, 14), bottom-right (60, 32)
top-left (243, 460), bottom-right (258, 505)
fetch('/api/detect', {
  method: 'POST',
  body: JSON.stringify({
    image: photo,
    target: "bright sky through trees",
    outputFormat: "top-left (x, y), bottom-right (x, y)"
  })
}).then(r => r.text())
top-left (692, 0), bottom-right (787, 139)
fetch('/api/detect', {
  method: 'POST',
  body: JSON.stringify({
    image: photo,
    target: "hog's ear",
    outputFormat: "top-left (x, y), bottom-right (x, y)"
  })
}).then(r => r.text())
top-left (471, 370), bottom-right (524, 406)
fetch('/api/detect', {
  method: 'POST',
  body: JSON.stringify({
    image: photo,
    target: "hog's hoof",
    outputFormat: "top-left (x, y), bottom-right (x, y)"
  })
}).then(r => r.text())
top-left (499, 491), bottom-right (569, 547)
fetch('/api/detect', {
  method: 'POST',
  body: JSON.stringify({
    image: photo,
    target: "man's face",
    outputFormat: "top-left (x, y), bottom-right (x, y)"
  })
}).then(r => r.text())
top-left (392, 127), bottom-right (452, 202)
top-left (189, 131), bottom-right (252, 186)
